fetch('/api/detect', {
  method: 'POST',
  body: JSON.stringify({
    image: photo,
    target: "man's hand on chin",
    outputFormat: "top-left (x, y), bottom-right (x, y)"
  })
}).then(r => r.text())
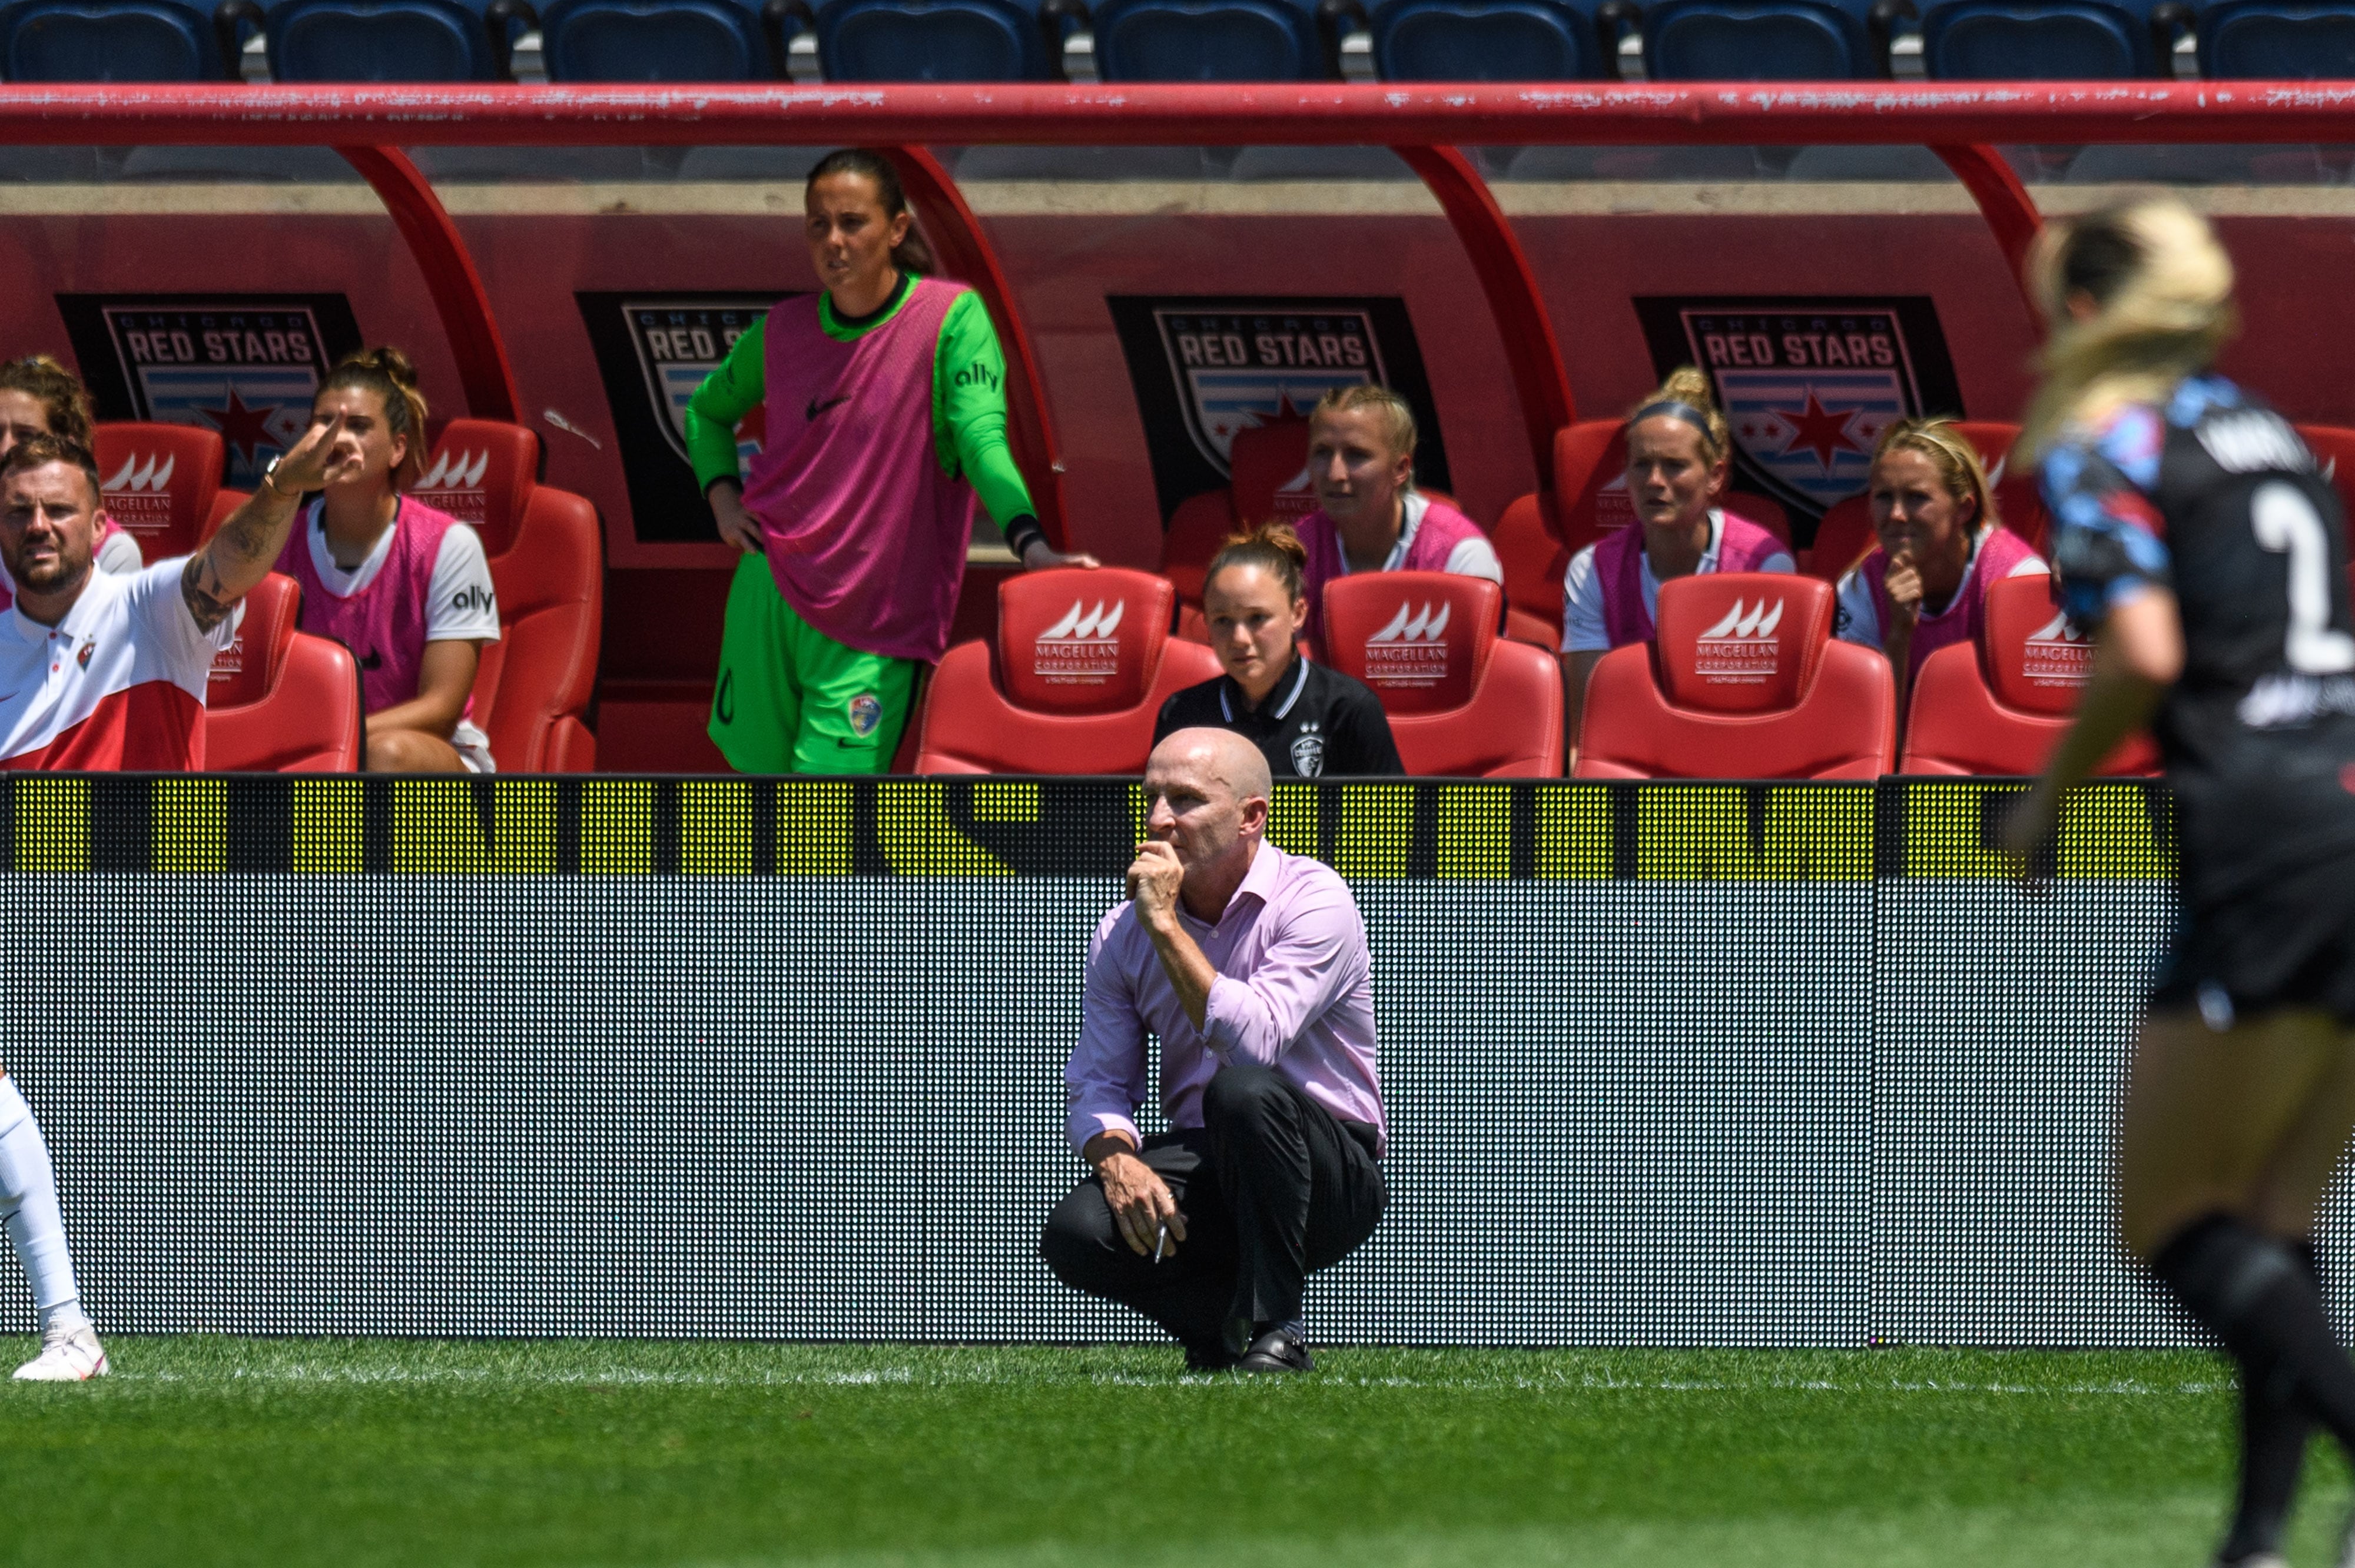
top-left (1126, 840), bottom-right (1185, 928)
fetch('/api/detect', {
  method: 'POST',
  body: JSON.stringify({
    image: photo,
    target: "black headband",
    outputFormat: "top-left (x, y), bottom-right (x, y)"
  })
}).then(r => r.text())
top-left (1631, 399), bottom-right (1715, 437)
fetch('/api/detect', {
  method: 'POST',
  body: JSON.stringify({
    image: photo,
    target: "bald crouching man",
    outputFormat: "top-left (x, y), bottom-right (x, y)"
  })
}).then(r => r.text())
top-left (1040, 728), bottom-right (1387, 1373)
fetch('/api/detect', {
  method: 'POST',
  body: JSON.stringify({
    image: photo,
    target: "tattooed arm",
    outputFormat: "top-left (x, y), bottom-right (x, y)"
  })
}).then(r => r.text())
top-left (180, 413), bottom-right (353, 633)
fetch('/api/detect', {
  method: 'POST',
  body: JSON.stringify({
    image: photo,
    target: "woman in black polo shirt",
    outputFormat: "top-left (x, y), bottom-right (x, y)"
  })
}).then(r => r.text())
top-left (1155, 523), bottom-right (1403, 778)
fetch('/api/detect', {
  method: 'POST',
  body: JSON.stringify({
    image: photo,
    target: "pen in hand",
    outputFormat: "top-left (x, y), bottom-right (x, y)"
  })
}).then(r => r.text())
top-left (1151, 1221), bottom-right (1169, 1264)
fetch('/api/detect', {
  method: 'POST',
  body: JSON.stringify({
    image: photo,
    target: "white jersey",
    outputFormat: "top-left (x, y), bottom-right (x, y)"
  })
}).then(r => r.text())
top-left (0, 558), bottom-right (239, 770)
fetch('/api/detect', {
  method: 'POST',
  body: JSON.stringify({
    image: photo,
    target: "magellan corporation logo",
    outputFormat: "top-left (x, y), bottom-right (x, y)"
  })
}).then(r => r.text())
top-left (413, 449), bottom-right (490, 528)
top-left (100, 451), bottom-right (177, 539)
top-left (1364, 600), bottom-right (1451, 687)
top-left (1033, 600), bottom-right (1124, 683)
top-left (1694, 597), bottom-right (1784, 682)
top-left (1270, 463), bottom-right (1319, 526)
top-left (2022, 610), bottom-right (2094, 686)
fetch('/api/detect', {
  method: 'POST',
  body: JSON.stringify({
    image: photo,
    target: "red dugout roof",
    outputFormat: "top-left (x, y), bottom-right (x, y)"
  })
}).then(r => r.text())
top-left (0, 81), bottom-right (2348, 146)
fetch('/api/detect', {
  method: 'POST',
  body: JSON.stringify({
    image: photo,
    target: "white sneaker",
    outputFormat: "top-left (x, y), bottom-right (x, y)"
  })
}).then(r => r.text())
top-left (12, 1325), bottom-right (107, 1381)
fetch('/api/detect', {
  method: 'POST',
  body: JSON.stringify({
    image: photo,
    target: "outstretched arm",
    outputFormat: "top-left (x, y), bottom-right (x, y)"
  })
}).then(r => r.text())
top-left (2002, 586), bottom-right (2181, 863)
top-left (180, 414), bottom-right (352, 633)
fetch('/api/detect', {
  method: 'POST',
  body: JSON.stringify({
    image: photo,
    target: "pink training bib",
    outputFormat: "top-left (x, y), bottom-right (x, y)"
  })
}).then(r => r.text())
top-left (1597, 512), bottom-right (1786, 649)
top-left (275, 496), bottom-right (457, 715)
top-left (1859, 524), bottom-right (2041, 683)
top-left (1297, 496), bottom-right (1489, 647)
top-left (741, 278), bottom-right (978, 665)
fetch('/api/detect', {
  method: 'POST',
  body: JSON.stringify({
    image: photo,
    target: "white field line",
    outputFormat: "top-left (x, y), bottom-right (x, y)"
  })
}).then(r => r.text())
top-left (96, 1362), bottom-right (2229, 1397)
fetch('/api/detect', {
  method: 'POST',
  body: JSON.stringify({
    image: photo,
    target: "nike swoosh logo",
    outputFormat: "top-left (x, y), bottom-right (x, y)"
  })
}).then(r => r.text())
top-left (806, 394), bottom-right (850, 421)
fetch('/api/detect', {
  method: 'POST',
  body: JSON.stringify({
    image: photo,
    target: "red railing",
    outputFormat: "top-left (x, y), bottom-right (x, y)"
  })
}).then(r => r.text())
top-left (9, 81), bottom-right (2340, 539)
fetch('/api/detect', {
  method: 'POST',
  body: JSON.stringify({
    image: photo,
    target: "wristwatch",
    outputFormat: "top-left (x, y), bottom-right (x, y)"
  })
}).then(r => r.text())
top-left (262, 456), bottom-right (293, 497)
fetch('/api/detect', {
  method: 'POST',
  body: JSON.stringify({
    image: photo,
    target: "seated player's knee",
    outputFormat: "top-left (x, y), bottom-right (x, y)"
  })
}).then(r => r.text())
top-left (365, 727), bottom-right (467, 775)
top-left (1202, 1064), bottom-right (1284, 1131)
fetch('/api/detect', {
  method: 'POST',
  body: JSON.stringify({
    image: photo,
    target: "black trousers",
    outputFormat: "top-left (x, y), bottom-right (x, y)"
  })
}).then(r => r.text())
top-left (1039, 1063), bottom-right (1387, 1348)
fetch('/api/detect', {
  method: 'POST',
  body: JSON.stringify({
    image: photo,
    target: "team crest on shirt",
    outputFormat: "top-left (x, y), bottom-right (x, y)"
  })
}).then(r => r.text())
top-left (75, 641), bottom-right (92, 670)
top-left (1289, 722), bottom-right (1325, 778)
top-left (847, 692), bottom-right (884, 738)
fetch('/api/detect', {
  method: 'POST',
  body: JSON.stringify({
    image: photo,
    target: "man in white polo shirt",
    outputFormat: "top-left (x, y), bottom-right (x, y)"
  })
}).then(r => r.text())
top-left (0, 418), bottom-right (342, 1380)
top-left (0, 419), bottom-right (339, 769)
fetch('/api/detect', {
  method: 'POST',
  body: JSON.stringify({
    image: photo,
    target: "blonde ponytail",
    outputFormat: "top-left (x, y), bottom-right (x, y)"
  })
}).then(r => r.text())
top-left (2017, 196), bottom-right (2235, 465)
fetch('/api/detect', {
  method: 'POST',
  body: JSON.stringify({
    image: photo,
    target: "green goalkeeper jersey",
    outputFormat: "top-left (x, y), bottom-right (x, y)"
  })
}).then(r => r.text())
top-left (682, 274), bottom-right (1039, 552)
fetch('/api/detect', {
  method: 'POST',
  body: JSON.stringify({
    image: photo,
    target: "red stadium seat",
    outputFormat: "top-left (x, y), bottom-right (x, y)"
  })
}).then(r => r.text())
top-left (1952, 420), bottom-right (2051, 555)
top-left (1492, 491), bottom-right (1566, 648)
top-left (1898, 574), bottom-right (2158, 776)
top-left (1228, 416), bottom-right (1319, 531)
top-left (93, 422), bottom-right (224, 562)
top-left (1552, 419), bottom-right (1637, 560)
top-left (415, 420), bottom-right (601, 773)
top-left (1161, 418), bottom-right (1315, 619)
top-left (913, 568), bottom-right (1222, 774)
top-left (1804, 494), bottom-right (1875, 581)
top-left (204, 573), bottom-right (363, 772)
top-left (1723, 491), bottom-right (1791, 548)
top-left (1320, 572), bottom-right (1563, 777)
top-left (410, 417), bottom-right (539, 549)
top-left (1576, 573), bottom-right (1895, 779)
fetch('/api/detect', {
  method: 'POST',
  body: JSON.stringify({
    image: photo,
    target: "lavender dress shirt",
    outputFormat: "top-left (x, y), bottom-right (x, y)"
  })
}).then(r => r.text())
top-left (1066, 841), bottom-right (1385, 1157)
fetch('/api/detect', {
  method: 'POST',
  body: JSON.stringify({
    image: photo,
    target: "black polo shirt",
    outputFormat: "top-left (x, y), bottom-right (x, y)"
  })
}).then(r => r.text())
top-left (1153, 654), bottom-right (1405, 779)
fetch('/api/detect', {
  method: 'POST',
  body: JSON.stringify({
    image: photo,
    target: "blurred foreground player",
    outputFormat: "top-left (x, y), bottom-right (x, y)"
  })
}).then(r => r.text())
top-left (0, 416), bottom-right (345, 1378)
top-left (1041, 728), bottom-right (1386, 1372)
top-left (2003, 196), bottom-right (2355, 1568)
top-left (688, 148), bottom-right (1095, 775)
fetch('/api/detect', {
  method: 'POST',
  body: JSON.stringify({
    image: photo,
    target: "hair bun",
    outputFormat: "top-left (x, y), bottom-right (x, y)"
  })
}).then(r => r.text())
top-left (1240, 520), bottom-right (1308, 573)
top-left (366, 346), bottom-right (418, 388)
top-left (337, 345), bottom-right (419, 388)
top-left (1658, 366), bottom-right (1717, 414)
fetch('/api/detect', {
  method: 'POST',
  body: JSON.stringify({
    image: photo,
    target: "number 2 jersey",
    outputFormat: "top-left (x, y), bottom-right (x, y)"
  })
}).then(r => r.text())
top-left (2043, 374), bottom-right (2355, 1013)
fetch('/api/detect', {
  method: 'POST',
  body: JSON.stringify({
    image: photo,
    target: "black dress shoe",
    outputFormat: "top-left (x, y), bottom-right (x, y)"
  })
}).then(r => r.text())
top-left (1238, 1327), bottom-right (1314, 1374)
top-left (1183, 1340), bottom-right (1240, 1373)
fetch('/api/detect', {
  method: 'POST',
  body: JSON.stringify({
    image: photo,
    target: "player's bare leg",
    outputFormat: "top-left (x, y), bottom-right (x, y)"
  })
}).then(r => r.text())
top-left (2120, 1006), bottom-right (2355, 1566)
top-left (0, 1071), bottom-right (102, 1381)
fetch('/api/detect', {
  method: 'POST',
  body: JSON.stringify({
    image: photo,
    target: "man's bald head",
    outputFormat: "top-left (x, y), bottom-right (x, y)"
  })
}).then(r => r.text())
top-left (1141, 728), bottom-right (1272, 904)
top-left (1152, 726), bottom-right (1272, 805)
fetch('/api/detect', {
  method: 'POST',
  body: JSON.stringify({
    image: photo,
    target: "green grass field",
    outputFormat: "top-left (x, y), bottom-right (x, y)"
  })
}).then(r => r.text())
top-left (0, 1338), bottom-right (2338, 1567)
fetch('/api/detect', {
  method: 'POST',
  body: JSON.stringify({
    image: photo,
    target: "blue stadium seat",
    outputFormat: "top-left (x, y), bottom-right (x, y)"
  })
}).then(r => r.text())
top-left (265, 0), bottom-right (533, 80)
top-left (2197, 0), bottom-right (2355, 77)
top-left (1641, 0), bottom-right (1892, 78)
top-left (539, 0), bottom-right (791, 79)
top-left (1921, 0), bottom-right (2175, 78)
top-left (1091, 0), bottom-right (1333, 79)
top-left (818, 0), bottom-right (1077, 81)
top-left (1370, 0), bottom-right (1623, 79)
top-left (0, 0), bottom-right (254, 81)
